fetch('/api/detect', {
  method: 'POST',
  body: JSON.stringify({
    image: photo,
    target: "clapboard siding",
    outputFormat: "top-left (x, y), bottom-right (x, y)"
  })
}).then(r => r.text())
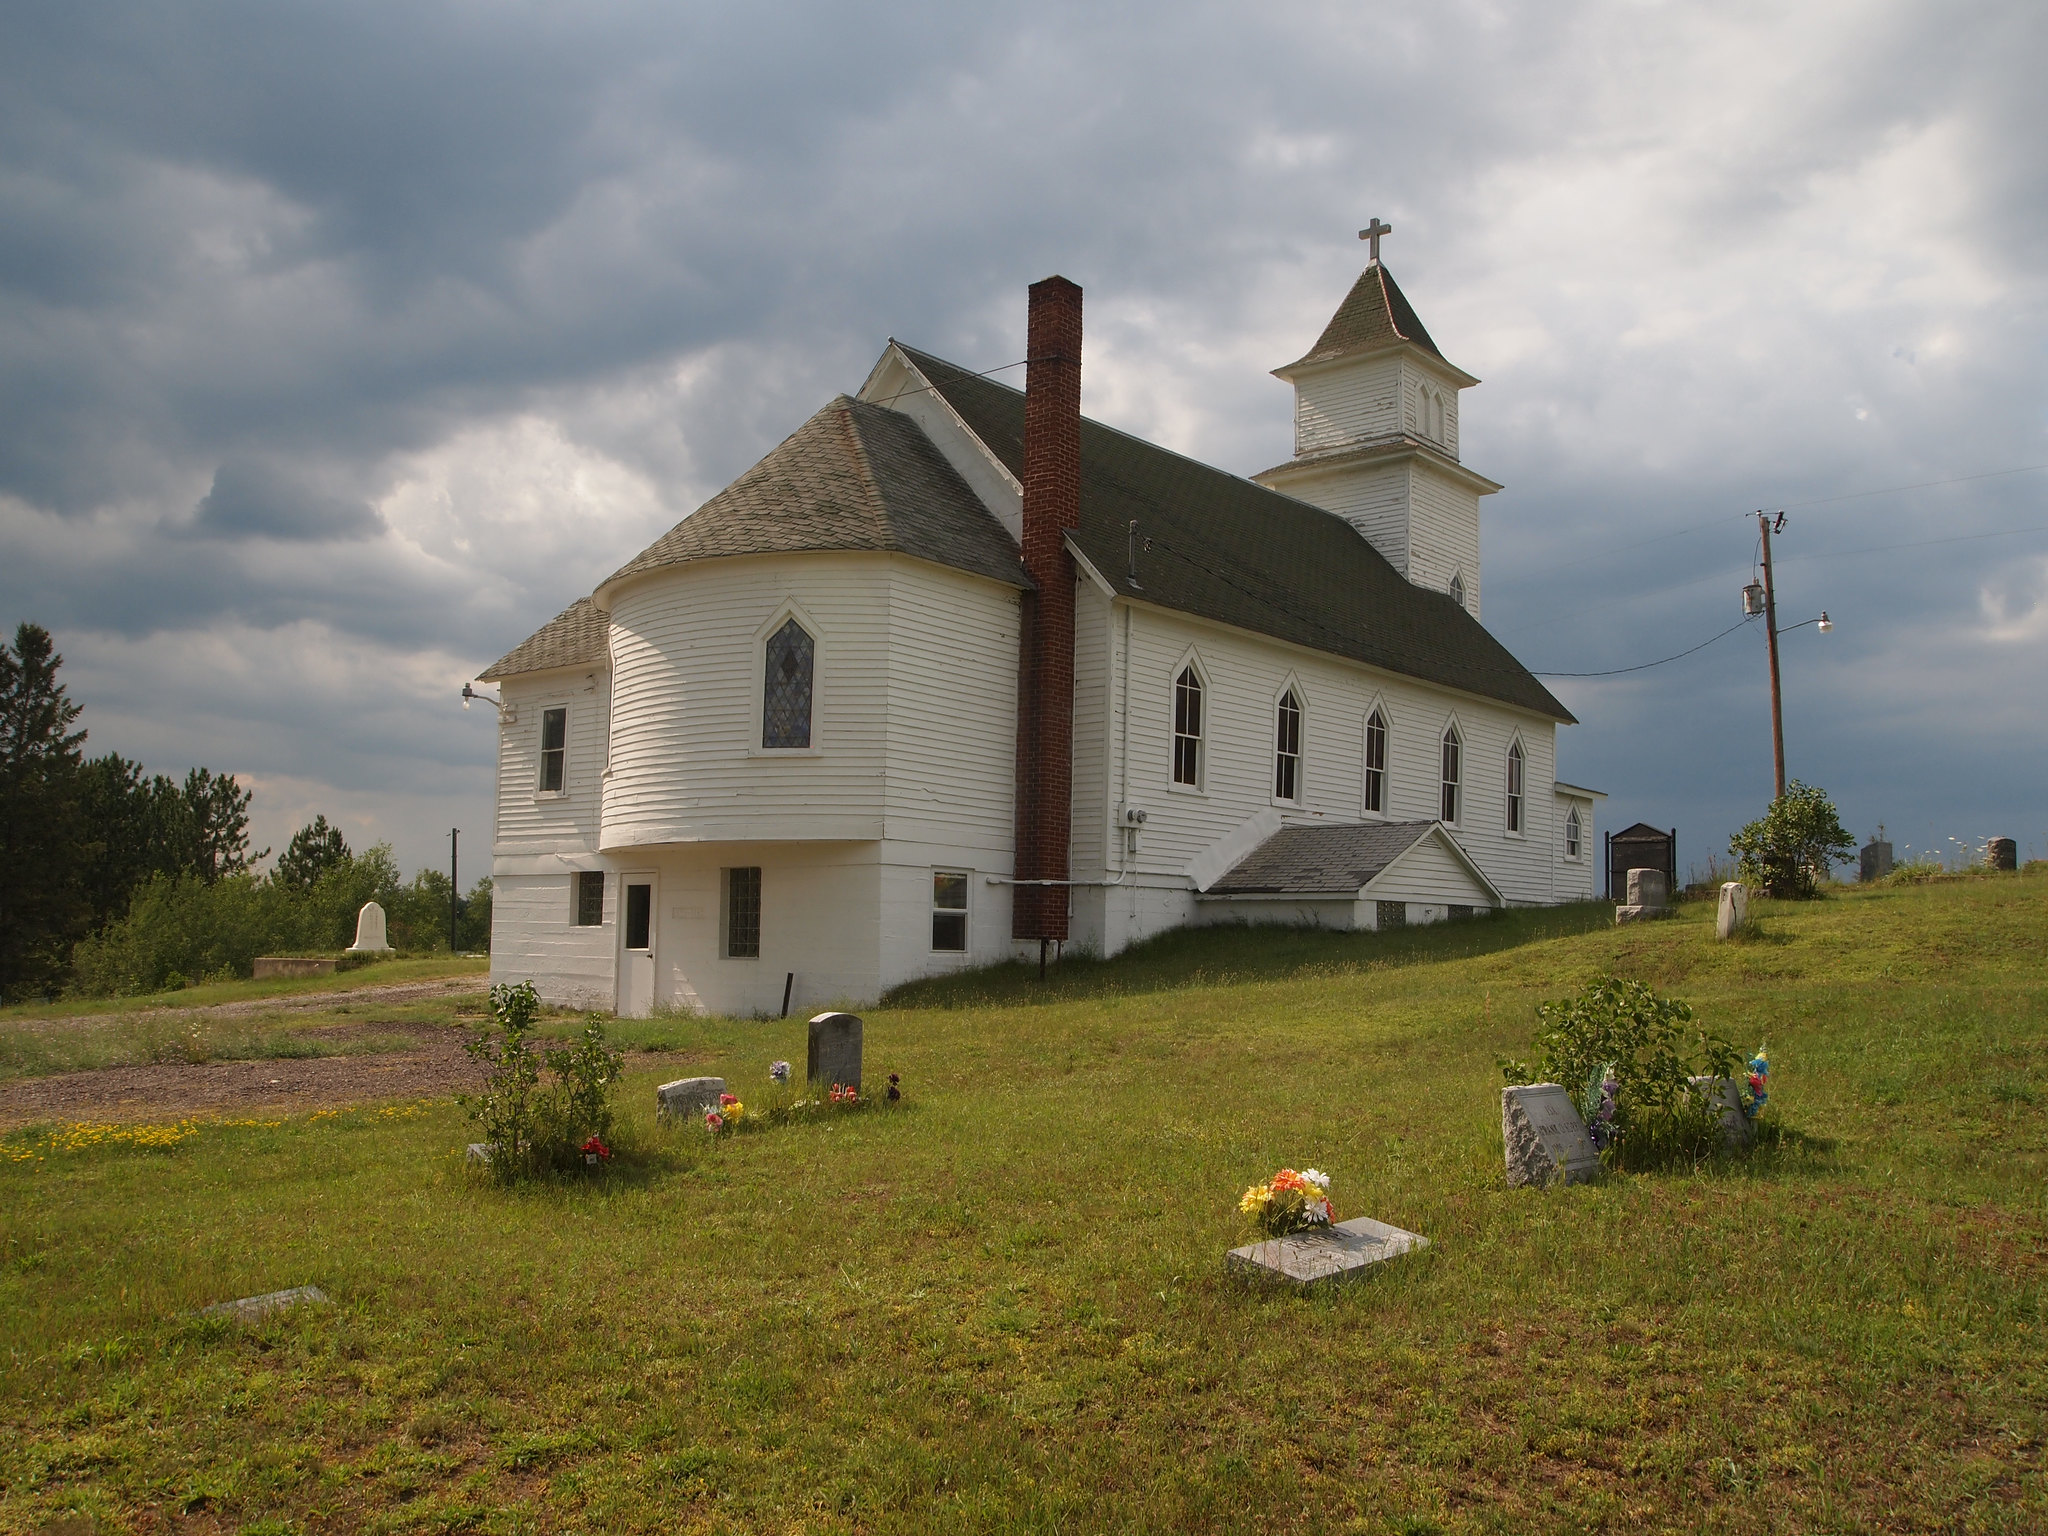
top-left (1069, 579), bottom-right (1113, 877)
top-left (1294, 355), bottom-right (1403, 454)
top-left (1106, 603), bottom-right (1561, 919)
top-left (1408, 469), bottom-right (1483, 616)
top-left (881, 558), bottom-right (1023, 854)
top-left (1378, 837), bottom-right (1492, 904)
top-left (1292, 461), bottom-right (1412, 576)
top-left (491, 871), bottom-right (615, 1010)
top-left (493, 670), bottom-right (610, 856)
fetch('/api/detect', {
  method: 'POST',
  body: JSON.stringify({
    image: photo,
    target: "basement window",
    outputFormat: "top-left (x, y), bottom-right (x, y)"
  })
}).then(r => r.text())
top-left (1376, 900), bottom-right (1407, 930)
top-left (573, 871), bottom-right (604, 926)
top-left (539, 707), bottom-right (567, 793)
top-left (724, 867), bottom-right (761, 959)
top-left (931, 871), bottom-right (968, 952)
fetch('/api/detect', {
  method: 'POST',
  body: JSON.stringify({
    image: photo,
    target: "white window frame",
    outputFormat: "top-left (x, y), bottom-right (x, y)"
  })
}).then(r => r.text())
top-left (1504, 736), bottom-right (1526, 839)
top-left (1361, 699), bottom-right (1390, 818)
top-left (1272, 677), bottom-right (1305, 806)
top-left (1565, 803), bottom-right (1584, 861)
top-left (536, 703), bottom-right (570, 798)
top-left (930, 869), bottom-right (969, 953)
top-left (1168, 649), bottom-right (1209, 794)
top-left (1448, 570), bottom-right (1467, 610)
top-left (1439, 718), bottom-right (1463, 827)
top-left (749, 599), bottom-right (825, 758)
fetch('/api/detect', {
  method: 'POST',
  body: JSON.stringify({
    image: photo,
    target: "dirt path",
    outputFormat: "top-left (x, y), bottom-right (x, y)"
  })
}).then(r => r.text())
top-left (12, 974), bottom-right (494, 1036)
top-left (0, 1023), bottom-right (705, 1128)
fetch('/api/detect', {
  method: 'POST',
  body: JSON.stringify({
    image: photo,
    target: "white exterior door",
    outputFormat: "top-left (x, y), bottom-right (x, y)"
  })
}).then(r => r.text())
top-left (617, 872), bottom-right (657, 1018)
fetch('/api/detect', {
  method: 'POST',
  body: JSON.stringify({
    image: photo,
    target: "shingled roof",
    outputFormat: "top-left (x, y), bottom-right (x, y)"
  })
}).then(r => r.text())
top-left (599, 394), bottom-right (1029, 597)
top-left (894, 345), bottom-right (1571, 722)
top-left (1205, 820), bottom-right (1445, 895)
top-left (1279, 263), bottom-right (1444, 371)
top-left (478, 597), bottom-right (607, 682)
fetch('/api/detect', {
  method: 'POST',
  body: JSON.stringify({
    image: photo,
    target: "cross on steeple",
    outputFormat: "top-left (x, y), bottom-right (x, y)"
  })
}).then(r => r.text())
top-left (1358, 217), bottom-right (1392, 263)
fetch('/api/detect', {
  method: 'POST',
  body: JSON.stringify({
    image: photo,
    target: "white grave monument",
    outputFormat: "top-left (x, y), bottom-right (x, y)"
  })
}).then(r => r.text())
top-left (1716, 881), bottom-right (1750, 940)
top-left (347, 900), bottom-right (393, 953)
top-left (1502, 1084), bottom-right (1602, 1187)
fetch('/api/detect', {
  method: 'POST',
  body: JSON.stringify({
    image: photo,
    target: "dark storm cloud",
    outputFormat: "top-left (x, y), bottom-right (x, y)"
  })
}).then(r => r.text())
top-left (0, 0), bottom-right (2042, 873)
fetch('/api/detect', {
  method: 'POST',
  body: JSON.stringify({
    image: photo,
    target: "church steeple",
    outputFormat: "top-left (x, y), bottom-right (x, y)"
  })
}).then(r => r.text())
top-left (1253, 230), bottom-right (1498, 616)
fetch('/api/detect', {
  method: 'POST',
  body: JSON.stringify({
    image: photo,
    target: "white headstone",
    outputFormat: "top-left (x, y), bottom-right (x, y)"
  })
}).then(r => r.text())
top-left (656, 1077), bottom-right (726, 1121)
top-left (1716, 881), bottom-right (1750, 939)
top-left (1502, 1084), bottom-right (1601, 1187)
top-left (347, 901), bottom-right (392, 953)
top-left (1225, 1214), bottom-right (1428, 1287)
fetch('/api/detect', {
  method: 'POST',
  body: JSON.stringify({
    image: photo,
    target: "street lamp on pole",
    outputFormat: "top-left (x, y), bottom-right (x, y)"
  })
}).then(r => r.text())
top-left (1748, 510), bottom-right (1832, 802)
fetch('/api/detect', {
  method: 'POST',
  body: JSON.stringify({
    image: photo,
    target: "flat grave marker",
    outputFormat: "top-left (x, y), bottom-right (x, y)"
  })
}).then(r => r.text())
top-left (1225, 1215), bottom-right (1428, 1287)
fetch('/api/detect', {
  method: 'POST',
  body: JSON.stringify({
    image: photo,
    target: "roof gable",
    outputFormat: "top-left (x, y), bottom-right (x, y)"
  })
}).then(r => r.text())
top-left (1204, 820), bottom-right (1503, 904)
top-left (893, 345), bottom-right (1570, 722)
top-left (596, 394), bottom-right (1028, 603)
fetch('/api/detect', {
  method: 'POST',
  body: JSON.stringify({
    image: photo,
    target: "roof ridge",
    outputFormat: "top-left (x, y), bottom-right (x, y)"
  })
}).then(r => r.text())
top-left (834, 395), bottom-right (893, 532)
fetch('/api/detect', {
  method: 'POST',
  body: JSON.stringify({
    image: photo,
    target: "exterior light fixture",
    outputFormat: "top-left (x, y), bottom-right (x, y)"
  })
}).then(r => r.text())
top-left (461, 682), bottom-right (501, 711)
top-left (1816, 611), bottom-right (1833, 633)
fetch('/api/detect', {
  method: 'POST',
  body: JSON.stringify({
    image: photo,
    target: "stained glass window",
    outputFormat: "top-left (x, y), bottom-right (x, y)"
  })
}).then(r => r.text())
top-left (762, 618), bottom-right (815, 749)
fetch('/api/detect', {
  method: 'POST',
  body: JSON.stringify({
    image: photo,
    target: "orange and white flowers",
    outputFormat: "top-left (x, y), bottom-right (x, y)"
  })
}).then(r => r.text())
top-left (1239, 1167), bottom-right (1333, 1236)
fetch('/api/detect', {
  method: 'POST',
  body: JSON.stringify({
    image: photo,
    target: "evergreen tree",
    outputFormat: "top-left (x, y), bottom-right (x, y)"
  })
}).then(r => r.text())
top-left (77, 753), bottom-right (191, 929)
top-left (276, 814), bottom-right (351, 892)
top-left (0, 623), bottom-right (90, 999)
top-left (177, 765), bottom-right (264, 881)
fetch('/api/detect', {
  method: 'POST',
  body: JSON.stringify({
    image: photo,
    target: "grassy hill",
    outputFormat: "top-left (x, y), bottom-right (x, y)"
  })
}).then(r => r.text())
top-left (3, 875), bottom-right (2045, 1533)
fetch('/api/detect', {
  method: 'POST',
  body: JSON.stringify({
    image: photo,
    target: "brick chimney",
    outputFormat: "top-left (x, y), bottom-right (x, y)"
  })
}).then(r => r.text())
top-left (1012, 276), bottom-right (1082, 943)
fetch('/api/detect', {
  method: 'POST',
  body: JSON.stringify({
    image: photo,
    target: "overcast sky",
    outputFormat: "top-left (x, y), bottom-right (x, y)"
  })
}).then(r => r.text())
top-left (3, 0), bottom-right (2043, 885)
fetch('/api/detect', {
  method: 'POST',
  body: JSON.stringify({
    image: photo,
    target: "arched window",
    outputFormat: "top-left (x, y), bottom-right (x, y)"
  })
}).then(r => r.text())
top-left (762, 617), bottom-right (815, 749)
top-left (1565, 804), bottom-right (1582, 859)
top-left (1363, 708), bottom-right (1387, 814)
top-left (1449, 571), bottom-right (1466, 609)
top-left (1172, 666), bottom-right (1203, 786)
top-left (1505, 740), bottom-right (1525, 834)
top-left (1273, 689), bottom-right (1302, 801)
top-left (1440, 725), bottom-right (1462, 824)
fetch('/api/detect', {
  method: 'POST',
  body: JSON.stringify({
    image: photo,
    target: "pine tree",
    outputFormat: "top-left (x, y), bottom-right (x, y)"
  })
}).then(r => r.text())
top-left (276, 814), bottom-right (351, 892)
top-left (0, 623), bottom-right (90, 999)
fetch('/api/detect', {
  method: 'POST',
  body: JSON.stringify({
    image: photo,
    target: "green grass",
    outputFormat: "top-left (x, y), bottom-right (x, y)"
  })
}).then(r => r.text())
top-left (4, 876), bottom-right (2047, 1533)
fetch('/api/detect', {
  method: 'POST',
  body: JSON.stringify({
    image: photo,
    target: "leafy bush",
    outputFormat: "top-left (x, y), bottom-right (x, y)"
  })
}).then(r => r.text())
top-left (460, 981), bottom-right (623, 1182)
top-left (1500, 976), bottom-right (1741, 1169)
top-left (1728, 780), bottom-right (1856, 899)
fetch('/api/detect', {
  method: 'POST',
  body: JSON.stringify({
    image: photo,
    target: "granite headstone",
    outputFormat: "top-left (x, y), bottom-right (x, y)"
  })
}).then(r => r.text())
top-left (808, 1012), bottom-right (862, 1092)
top-left (1691, 1075), bottom-right (1755, 1149)
top-left (1502, 1083), bottom-right (1601, 1187)
top-left (1615, 867), bottom-right (1674, 925)
top-left (656, 1077), bottom-right (726, 1121)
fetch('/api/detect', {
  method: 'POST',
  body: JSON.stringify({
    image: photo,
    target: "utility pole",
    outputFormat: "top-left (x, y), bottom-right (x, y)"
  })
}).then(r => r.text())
top-left (449, 827), bottom-right (460, 955)
top-left (1757, 512), bottom-right (1786, 801)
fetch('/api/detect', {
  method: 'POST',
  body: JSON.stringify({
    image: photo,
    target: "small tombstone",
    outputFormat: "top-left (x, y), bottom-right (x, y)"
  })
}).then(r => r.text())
top-left (1690, 1076), bottom-right (1754, 1150)
top-left (1716, 881), bottom-right (1750, 940)
top-left (1614, 866), bottom-right (1674, 925)
top-left (1986, 837), bottom-right (2018, 872)
top-left (466, 1143), bottom-right (494, 1166)
top-left (1860, 838), bottom-right (1893, 883)
top-left (347, 901), bottom-right (393, 953)
top-left (1225, 1214), bottom-right (1428, 1288)
top-left (656, 1077), bottom-right (726, 1121)
top-left (1503, 1084), bottom-right (1601, 1187)
top-left (201, 1284), bottom-right (329, 1324)
top-left (808, 1012), bottom-right (862, 1092)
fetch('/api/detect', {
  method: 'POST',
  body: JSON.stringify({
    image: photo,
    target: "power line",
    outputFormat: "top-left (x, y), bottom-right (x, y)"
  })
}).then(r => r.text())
top-left (1532, 617), bottom-right (1758, 678)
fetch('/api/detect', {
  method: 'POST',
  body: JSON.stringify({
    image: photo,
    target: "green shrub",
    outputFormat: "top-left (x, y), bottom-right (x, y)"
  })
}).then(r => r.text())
top-left (460, 981), bottom-right (623, 1182)
top-left (1501, 976), bottom-right (1740, 1169)
top-left (1728, 780), bottom-right (1856, 899)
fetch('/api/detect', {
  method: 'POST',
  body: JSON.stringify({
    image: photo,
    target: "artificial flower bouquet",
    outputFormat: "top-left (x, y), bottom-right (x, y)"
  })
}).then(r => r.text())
top-left (1238, 1167), bottom-right (1333, 1237)
top-left (580, 1135), bottom-right (613, 1166)
top-left (1742, 1044), bottom-right (1769, 1119)
top-left (704, 1092), bottom-right (745, 1132)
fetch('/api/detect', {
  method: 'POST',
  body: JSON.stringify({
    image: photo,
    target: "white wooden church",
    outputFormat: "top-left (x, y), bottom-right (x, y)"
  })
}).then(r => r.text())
top-left (477, 239), bottom-right (1602, 1015)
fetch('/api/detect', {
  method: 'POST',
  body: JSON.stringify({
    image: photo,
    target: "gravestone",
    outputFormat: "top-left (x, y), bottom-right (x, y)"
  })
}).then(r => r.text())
top-left (1690, 1075), bottom-right (1754, 1149)
top-left (656, 1077), bottom-right (726, 1121)
top-left (1502, 1084), bottom-right (1601, 1187)
top-left (1614, 866), bottom-right (1674, 925)
top-left (347, 901), bottom-right (393, 953)
top-left (1859, 838), bottom-right (1893, 882)
top-left (1225, 1214), bottom-right (1428, 1288)
top-left (808, 1012), bottom-right (862, 1092)
top-left (1986, 837), bottom-right (2018, 872)
top-left (254, 957), bottom-right (340, 979)
top-left (1716, 881), bottom-right (1750, 939)
top-left (201, 1285), bottom-right (329, 1324)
